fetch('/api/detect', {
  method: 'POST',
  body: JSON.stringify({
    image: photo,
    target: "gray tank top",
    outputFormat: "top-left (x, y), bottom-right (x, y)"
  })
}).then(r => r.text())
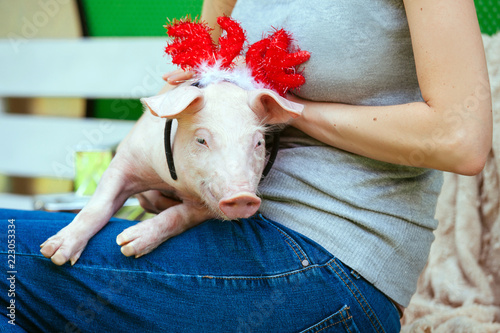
top-left (232, 0), bottom-right (443, 307)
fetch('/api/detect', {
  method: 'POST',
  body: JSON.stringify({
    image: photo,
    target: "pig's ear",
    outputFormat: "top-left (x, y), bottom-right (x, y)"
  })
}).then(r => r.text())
top-left (248, 89), bottom-right (303, 124)
top-left (140, 85), bottom-right (204, 118)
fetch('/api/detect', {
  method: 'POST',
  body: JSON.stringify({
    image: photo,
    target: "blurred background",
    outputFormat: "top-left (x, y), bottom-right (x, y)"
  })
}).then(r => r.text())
top-left (0, 0), bottom-right (204, 215)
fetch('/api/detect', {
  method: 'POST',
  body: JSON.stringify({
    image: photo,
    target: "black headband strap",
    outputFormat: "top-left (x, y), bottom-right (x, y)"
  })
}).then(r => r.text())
top-left (262, 130), bottom-right (280, 180)
top-left (163, 120), bottom-right (279, 182)
top-left (164, 119), bottom-right (178, 181)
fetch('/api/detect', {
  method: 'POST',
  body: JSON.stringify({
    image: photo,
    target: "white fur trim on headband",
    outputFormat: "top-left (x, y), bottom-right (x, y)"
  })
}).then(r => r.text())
top-left (195, 62), bottom-right (266, 91)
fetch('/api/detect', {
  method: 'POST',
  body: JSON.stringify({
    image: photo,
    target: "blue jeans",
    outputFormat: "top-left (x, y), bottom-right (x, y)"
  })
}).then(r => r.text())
top-left (0, 209), bottom-right (400, 332)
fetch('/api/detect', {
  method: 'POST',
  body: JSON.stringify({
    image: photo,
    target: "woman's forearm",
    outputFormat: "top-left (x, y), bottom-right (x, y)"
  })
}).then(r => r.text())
top-left (290, 93), bottom-right (491, 176)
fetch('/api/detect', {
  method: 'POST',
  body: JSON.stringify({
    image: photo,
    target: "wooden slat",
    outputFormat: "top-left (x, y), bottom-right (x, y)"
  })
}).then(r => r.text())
top-left (0, 193), bottom-right (35, 210)
top-left (0, 38), bottom-right (175, 98)
top-left (0, 114), bottom-right (134, 179)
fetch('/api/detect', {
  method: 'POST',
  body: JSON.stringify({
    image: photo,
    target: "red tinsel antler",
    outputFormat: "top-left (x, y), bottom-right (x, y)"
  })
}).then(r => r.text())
top-left (164, 16), bottom-right (310, 96)
top-left (246, 29), bottom-right (311, 96)
top-left (164, 19), bottom-right (215, 70)
top-left (165, 16), bottom-right (245, 71)
top-left (216, 16), bottom-right (246, 68)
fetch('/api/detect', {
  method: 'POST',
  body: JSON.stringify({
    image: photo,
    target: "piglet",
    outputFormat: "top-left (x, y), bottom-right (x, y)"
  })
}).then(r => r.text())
top-left (39, 80), bottom-right (303, 265)
top-left (40, 15), bottom-right (310, 265)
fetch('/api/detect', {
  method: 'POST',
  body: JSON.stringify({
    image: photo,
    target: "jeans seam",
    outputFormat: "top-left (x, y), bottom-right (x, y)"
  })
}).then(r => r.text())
top-left (274, 228), bottom-right (305, 262)
top-left (328, 260), bottom-right (385, 333)
top-left (202, 264), bottom-right (316, 280)
top-left (301, 306), bottom-right (353, 333)
top-left (10, 252), bottom-right (330, 279)
top-left (338, 306), bottom-right (353, 333)
top-left (258, 215), bottom-right (309, 263)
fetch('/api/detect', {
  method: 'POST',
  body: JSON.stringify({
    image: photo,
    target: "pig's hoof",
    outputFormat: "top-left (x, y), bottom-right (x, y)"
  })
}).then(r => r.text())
top-left (116, 219), bottom-right (171, 258)
top-left (40, 235), bottom-right (86, 266)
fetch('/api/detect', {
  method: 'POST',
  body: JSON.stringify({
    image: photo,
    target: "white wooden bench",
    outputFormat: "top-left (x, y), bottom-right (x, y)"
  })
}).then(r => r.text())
top-left (0, 37), bottom-right (176, 210)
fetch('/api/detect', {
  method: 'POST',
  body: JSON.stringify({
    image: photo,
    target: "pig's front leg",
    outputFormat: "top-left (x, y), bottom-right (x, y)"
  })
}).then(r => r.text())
top-left (40, 165), bottom-right (135, 266)
top-left (116, 202), bottom-right (213, 258)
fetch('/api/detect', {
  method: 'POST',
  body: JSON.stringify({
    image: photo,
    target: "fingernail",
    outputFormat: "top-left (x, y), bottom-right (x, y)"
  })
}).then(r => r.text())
top-left (167, 77), bottom-right (183, 84)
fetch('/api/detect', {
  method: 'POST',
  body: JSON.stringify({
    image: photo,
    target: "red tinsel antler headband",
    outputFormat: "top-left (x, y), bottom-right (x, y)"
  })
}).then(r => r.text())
top-left (164, 16), bottom-right (310, 96)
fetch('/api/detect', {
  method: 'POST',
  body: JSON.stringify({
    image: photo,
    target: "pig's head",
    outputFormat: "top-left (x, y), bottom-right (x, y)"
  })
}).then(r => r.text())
top-left (141, 81), bottom-right (303, 220)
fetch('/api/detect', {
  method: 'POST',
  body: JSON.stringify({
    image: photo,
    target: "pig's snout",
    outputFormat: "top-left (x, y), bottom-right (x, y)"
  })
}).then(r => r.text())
top-left (219, 192), bottom-right (261, 220)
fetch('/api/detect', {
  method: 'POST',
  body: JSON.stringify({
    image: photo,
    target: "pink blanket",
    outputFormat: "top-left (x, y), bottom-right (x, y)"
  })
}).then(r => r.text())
top-left (401, 33), bottom-right (500, 332)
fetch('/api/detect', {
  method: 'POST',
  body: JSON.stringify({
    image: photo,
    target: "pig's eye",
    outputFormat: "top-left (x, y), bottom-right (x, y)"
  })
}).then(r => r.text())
top-left (256, 140), bottom-right (264, 148)
top-left (196, 137), bottom-right (207, 146)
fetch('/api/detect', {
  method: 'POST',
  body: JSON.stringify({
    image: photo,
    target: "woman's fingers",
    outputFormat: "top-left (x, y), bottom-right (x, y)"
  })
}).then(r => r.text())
top-left (162, 69), bottom-right (196, 84)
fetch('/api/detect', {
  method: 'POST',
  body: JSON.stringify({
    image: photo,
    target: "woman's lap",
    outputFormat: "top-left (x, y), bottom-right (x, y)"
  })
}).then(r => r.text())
top-left (0, 209), bottom-right (400, 333)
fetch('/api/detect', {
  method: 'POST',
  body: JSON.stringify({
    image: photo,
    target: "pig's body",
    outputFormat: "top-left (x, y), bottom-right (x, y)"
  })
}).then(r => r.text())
top-left (40, 81), bottom-right (302, 266)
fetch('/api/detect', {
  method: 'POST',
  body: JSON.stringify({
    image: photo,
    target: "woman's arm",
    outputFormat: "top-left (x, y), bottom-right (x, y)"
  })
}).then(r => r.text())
top-left (291, 0), bottom-right (492, 176)
top-left (201, 0), bottom-right (238, 37)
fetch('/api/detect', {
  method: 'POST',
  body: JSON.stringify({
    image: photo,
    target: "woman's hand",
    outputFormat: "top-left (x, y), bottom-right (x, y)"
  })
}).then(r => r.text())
top-left (162, 69), bottom-right (196, 85)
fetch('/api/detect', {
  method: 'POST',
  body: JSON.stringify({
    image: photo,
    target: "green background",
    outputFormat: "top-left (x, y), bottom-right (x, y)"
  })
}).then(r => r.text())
top-left (80, 0), bottom-right (204, 120)
top-left (80, 0), bottom-right (500, 120)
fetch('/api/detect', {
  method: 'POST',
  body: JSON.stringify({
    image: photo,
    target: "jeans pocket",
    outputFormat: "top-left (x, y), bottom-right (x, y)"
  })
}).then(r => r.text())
top-left (299, 305), bottom-right (360, 333)
top-left (258, 215), bottom-right (312, 268)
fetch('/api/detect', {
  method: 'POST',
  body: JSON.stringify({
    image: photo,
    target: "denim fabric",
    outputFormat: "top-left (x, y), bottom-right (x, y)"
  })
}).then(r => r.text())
top-left (0, 209), bottom-right (400, 332)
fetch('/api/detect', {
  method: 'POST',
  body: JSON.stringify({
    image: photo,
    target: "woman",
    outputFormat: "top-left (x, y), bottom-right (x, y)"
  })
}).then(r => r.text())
top-left (0, 0), bottom-right (491, 332)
